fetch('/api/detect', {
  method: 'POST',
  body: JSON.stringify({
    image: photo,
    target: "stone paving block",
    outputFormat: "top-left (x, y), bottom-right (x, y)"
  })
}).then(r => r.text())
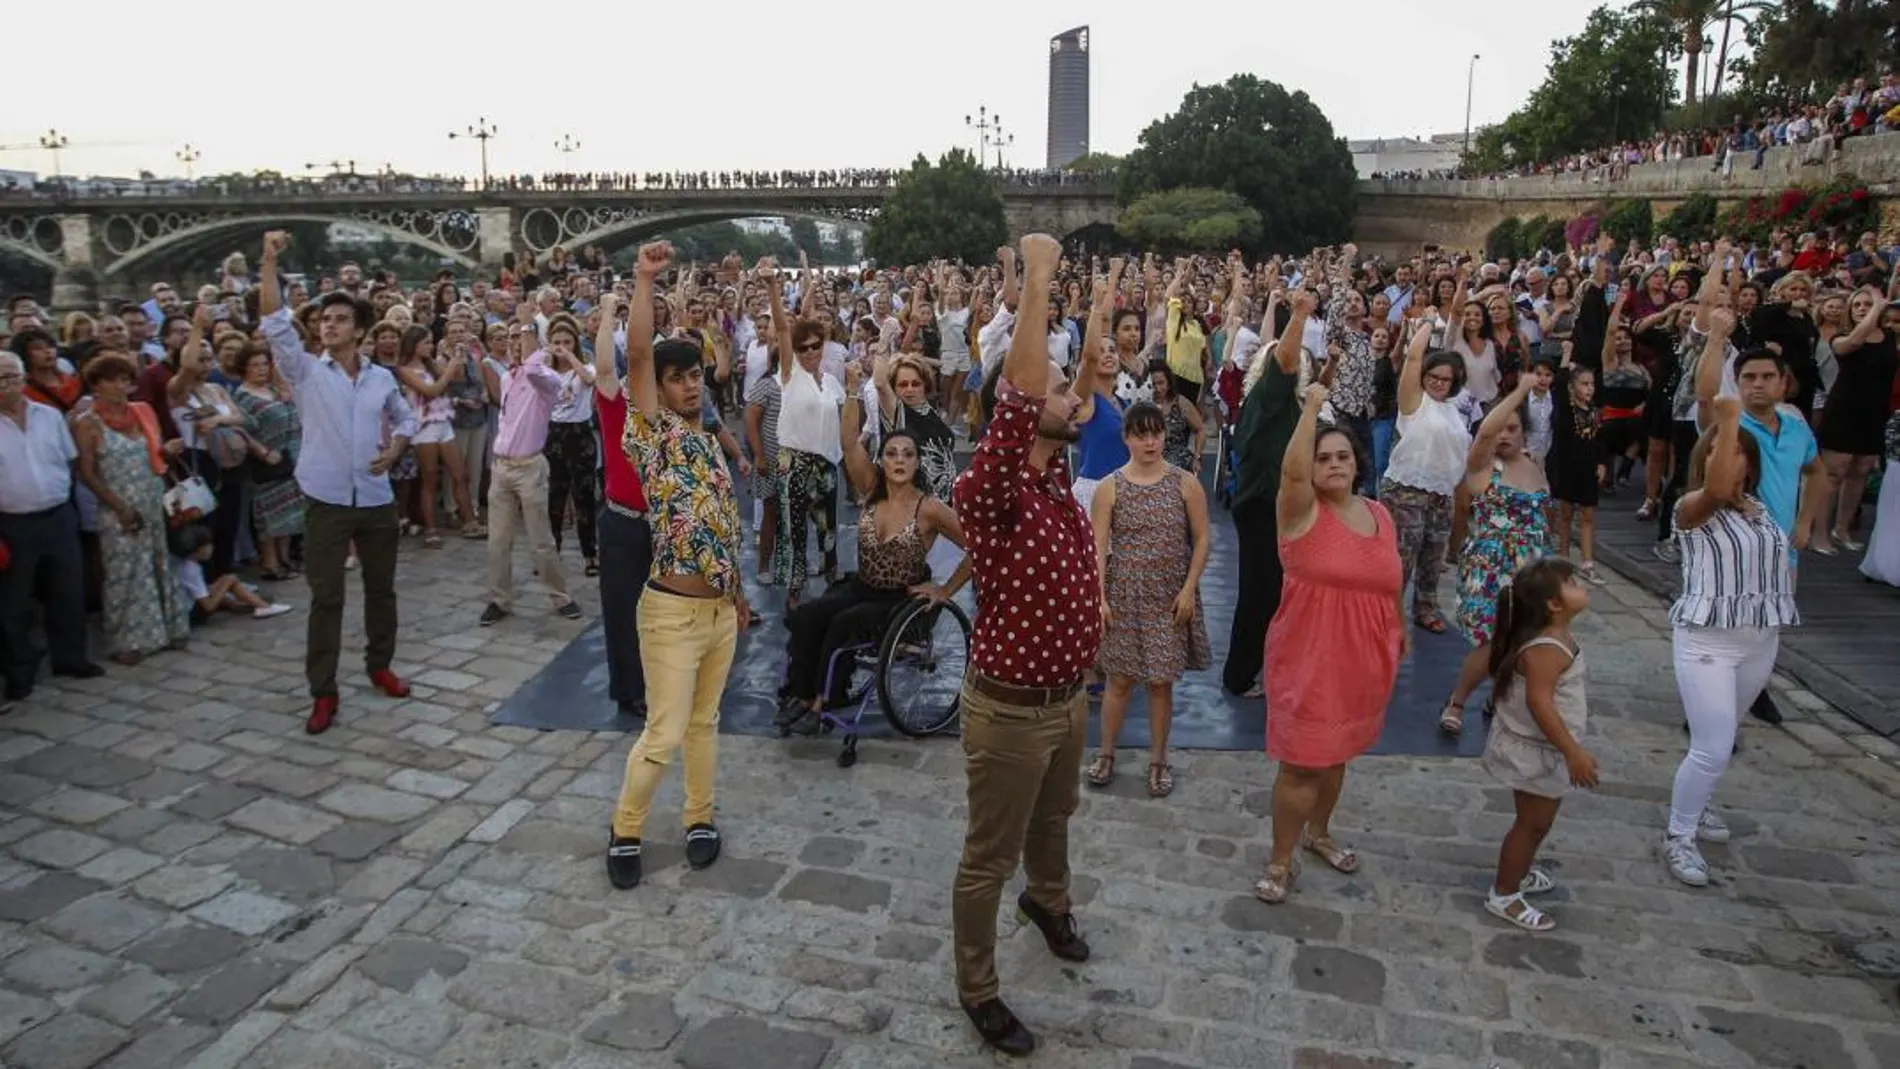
top-left (191, 889), bottom-right (303, 936)
top-left (0, 1013), bottom-right (130, 1069)
top-left (1695, 1004), bottom-right (1850, 1066)
top-left (305, 820), bottom-right (405, 862)
top-left (229, 846), bottom-right (337, 902)
top-left (577, 992), bottom-right (683, 1051)
top-left (1289, 945), bottom-right (1387, 1006)
top-left (2, 943), bottom-right (122, 993)
top-left (13, 745), bottom-right (153, 789)
top-left (676, 1015), bottom-right (833, 1069)
top-left (74, 846), bottom-right (164, 886)
top-left (180, 1010), bottom-right (287, 1069)
top-left (350, 888), bottom-right (430, 947)
top-left (0, 872), bottom-right (107, 922)
top-left (465, 798), bottom-right (535, 843)
top-left (43, 894), bottom-right (168, 951)
top-left (130, 864), bottom-right (235, 909)
top-left (12, 827), bottom-right (113, 869)
top-left (396, 805), bottom-right (482, 855)
top-left (95, 1021), bottom-right (215, 1069)
top-left (1289, 1050), bottom-right (1410, 1069)
top-left (337, 855), bottom-right (425, 901)
top-left (154, 742), bottom-right (228, 773)
top-left (353, 935), bottom-right (470, 992)
top-left (1218, 895), bottom-right (1346, 940)
top-left (778, 868), bottom-right (892, 913)
top-left (677, 856), bottom-right (787, 898)
top-left (26, 787), bottom-right (131, 825)
top-left (170, 782), bottom-right (259, 820)
top-left (233, 761), bottom-right (340, 799)
top-left (386, 768), bottom-right (467, 800)
top-left (122, 922), bottom-right (249, 975)
top-left (431, 1013), bottom-right (572, 1069)
top-left (1738, 844), bottom-right (1860, 884)
top-left (172, 956), bottom-right (296, 1024)
top-left (0, 987), bottom-right (58, 1046)
top-left (1490, 1030), bottom-right (1602, 1069)
top-left (137, 818), bottom-right (222, 856)
top-left (1482, 931), bottom-right (1588, 978)
top-left (226, 798), bottom-right (340, 845)
top-left (338, 990), bottom-right (462, 1058)
top-left (0, 772), bottom-right (57, 806)
top-left (315, 783), bottom-right (435, 823)
top-left (446, 960), bottom-right (607, 1030)
top-left (782, 986), bottom-right (892, 1034)
top-left (267, 945), bottom-right (362, 1011)
top-left (78, 968), bottom-right (179, 1027)
top-left (874, 928), bottom-right (943, 964)
top-left (245, 1022), bottom-right (389, 1069)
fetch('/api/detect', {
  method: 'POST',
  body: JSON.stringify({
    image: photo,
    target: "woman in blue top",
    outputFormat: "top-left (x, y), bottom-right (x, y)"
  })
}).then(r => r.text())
top-left (1070, 260), bottom-right (1130, 518)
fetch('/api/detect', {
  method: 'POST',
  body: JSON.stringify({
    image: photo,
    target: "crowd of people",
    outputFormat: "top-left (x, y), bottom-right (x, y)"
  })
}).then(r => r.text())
top-left (3, 209), bottom-right (1897, 1055)
top-left (0, 167), bottom-right (1109, 201)
top-left (1475, 71), bottom-right (1900, 182)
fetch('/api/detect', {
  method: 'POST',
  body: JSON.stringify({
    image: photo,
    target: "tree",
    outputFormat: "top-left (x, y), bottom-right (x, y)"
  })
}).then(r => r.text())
top-left (866, 149), bottom-right (1007, 266)
top-left (1733, 0), bottom-right (1897, 103)
top-left (787, 217), bottom-right (824, 261)
top-left (1065, 151), bottom-right (1124, 175)
top-left (1466, 7), bottom-right (1676, 174)
top-left (1118, 74), bottom-right (1356, 255)
top-left (1631, 0), bottom-right (1777, 103)
top-left (1116, 188), bottom-right (1262, 253)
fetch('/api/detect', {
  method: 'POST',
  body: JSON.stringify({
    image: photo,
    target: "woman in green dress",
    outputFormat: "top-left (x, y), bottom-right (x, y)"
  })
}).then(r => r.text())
top-left (70, 353), bottom-right (190, 663)
top-left (232, 345), bottom-right (303, 580)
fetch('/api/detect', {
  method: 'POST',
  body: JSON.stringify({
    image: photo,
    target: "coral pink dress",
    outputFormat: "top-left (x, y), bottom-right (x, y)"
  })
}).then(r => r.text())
top-left (1266, 500), bottom-right (1403, 767)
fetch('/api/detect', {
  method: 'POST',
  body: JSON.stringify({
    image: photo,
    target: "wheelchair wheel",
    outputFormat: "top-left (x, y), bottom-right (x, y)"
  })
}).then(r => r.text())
top-left (876, 597), bottom-right (971, 738)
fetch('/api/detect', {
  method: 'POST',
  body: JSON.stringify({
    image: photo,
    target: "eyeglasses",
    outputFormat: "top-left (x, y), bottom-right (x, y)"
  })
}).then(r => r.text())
top-left (1423, 372), bottom-right (1455, 385)
top-left (795, 342), bottom-right (824, 354)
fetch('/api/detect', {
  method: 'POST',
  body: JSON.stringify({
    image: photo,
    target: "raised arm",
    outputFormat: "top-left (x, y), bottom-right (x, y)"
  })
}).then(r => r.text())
top-left (839, 362), bottom-right (875, 499)
top-left (1831, 287), bottom-right (1887, 356)
top-left (1275, 289), bottom-right (1315, 376)
top-left (625, 242), bottom-right (670, 415)
top-left (594, 292), bottom-right (621, 401)
top-left (1676, 396), bottom-right (1743, 532)
top-left (1003, 236), bottom-right (1058, 398)
top-left (1277, 383), bottom-right (1330, 535)
top-left (1600, 289), bottom-right (1629, 369)
top-left (1396, 308), bottom-right (1434, 416)
top-left (1692, 306), bottom-right (1735, 429)
top-left (997, 246), bottom-right (1019, 313)
top-left (1467, 375), bottom-right (1535, 483)
top-left (1693, 241), bottom-right (1731, 335)
top-left (1073, 259), bottom-right (1124, 403)
top-left (761, 259), bottom-right (795, 384)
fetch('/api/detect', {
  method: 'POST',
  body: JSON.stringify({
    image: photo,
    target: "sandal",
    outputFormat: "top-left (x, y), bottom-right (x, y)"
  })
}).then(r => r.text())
top-left (461, 523), bottom-right (487, 539)
top-left (1146, 762), bottom-right (1175, 798)
top-left (1635, 498), bottom-right (1657, 521)
top-left (1302, 832), bottom-right (1359, 874)
top-left (423, 531), bottom-right (443, 549)
top-left (1485, 890), bottom-right (1555, 932)
top-left (1578, 562), bottom-right (1608, 586)
top-left (1242, 681), bottom-right (1264, 700)
top-left (1519, 867), bottom-right (1556, 895)
top-left (1438, 700), bottom-right (1465, 736)
top-left (1414, 610), bottom-right (1449, 634)
top-left (1252, 858), bottom-right (1300, 905)
top-left (1084, 752), bottom-right (1116, 788)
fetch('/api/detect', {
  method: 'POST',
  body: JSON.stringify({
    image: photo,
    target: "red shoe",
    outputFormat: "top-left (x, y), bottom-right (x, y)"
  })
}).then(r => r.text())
top-left (368, 669), bottom-right (411, 698)
top-left (306, 696), bottom-right (339, 735)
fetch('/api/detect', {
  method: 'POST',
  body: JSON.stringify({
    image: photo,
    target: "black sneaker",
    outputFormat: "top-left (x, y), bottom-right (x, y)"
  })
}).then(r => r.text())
top-left (480, 603), bottom-right (508, 627)
top-left (1749, 692), bottom-right (1784, 725)
top-left (52, 662), bottom-right (105, 680)
top-left (961, 997), bottom-right (1035, 1057)
top-left (1015, 892), bottom-right (1090, 962)
top-left (684, 823), bottom-right (721, 869)
top-left (556, 600), bottom-right (582, 620)
top-left (606, 831), bottom-right (642, 889)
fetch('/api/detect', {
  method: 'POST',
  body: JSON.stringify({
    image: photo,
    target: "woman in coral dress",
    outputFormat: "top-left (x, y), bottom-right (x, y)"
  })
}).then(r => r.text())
top-left (1257, 383), bottom-right (1405, 905)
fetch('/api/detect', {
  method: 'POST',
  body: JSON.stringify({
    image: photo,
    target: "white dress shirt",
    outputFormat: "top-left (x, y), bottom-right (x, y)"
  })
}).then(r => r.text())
top-left (0, 401), bottom-right (77, 514)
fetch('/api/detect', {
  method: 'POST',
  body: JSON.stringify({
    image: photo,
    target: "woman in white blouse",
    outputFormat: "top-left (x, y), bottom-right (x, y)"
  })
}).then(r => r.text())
top-left (1662, 397), bottom-right (1798, 889)
top-left (766, 269), bottom-right (844, 609)
top-left (1378, 307), bottom-right (1473, 636)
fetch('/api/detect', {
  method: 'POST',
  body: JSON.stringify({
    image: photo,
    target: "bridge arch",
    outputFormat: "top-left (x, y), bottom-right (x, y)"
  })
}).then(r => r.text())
top-left (0, 214), bottom-right (65, 273)
top-left (104, 211), bottom-right (480, 278)
top-left (529, 204), bottom-right (875, 259)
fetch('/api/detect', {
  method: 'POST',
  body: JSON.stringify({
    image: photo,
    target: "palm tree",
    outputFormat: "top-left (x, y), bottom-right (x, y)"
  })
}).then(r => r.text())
top-left (1631, 0), bottom-right (1779, 103)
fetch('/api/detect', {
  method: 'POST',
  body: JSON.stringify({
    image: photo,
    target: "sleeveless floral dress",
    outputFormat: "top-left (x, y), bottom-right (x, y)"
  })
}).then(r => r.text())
top-left (1096, 468), bottom-right (1211, 683)
top-left (1456, 462), bottom-right (1552, 646)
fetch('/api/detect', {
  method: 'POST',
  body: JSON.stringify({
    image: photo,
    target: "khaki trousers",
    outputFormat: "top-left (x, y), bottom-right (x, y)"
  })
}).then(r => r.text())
top-left (951, 680), bottom-right (1086, 1005)
top-left (611, 588), bottom-right (736, 837)
top-left (486, 454), bottom-right (568, 611)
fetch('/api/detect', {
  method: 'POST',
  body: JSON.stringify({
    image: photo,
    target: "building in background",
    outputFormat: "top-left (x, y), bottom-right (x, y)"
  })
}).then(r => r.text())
top-left (1348, 133), bottom-right (1470, 178)
top-left (1046, 26), bottom-right (1090, 170)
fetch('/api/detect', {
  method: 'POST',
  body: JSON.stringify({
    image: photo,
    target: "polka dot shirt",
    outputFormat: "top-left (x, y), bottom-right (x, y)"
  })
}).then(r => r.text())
top-left (951, 377), bottom-right (1103, 689)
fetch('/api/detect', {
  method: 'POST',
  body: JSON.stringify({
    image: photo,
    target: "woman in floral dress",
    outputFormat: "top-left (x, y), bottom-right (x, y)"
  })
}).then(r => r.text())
top-left (1442, 376), bottom-right (1552, 734)
top-left (1087, 401), bottom-right (1213, 798)
top-left (69, 354), bottom-right (190, 662)
top-left (232, 347), bottom-right (302, 579)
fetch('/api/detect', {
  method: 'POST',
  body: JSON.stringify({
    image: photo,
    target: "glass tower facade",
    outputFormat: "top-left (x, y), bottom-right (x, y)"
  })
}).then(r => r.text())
top-left (1046, 27), bottom-right (1090, 169)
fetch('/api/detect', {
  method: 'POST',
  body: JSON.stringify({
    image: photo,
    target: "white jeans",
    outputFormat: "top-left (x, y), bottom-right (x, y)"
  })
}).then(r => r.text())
top-left (1668, 625), bottom-right (1779, 838)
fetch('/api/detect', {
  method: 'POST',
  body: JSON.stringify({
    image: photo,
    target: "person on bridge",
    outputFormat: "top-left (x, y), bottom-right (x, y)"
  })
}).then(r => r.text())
top-left (256, 231), bottom-right (416, 735)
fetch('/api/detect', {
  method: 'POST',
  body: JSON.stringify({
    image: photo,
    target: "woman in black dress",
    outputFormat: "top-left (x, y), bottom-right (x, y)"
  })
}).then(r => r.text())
top-left (1813, 287), bottom-right (1900, 555)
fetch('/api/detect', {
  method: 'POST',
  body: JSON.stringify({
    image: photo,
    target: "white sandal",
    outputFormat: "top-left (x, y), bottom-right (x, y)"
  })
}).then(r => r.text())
top-left (1519, 867), bottom-right (1556, 895)
top-left (1485, 890), bottom-right (1555, 931)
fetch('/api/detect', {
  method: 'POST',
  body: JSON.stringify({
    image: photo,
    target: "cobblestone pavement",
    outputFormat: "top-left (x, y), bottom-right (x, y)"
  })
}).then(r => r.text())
top-left (0, 536), bottom-right (1896, 1069)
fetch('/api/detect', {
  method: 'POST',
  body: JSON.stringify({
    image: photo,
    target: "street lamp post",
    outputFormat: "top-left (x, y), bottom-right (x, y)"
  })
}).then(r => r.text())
top-left (450, 118), bottom-right (499, 190)
top-left (1462, 55), bottom-right (1481, 159)
top-left (40, 129), bottom-right (69, 180)
top-left (176, 143), bottom-right (201, 180)
top-left (555, 133), bottom-right (581, 160)
top-left (966, 107), bottom-right (1012, 170)
top-left (1700, 38), bottom-right (1714, 102)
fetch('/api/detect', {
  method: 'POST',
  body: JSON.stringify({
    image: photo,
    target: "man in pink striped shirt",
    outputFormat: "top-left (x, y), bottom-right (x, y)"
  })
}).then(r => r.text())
top-left (481, 304), bottom-right (582, 626)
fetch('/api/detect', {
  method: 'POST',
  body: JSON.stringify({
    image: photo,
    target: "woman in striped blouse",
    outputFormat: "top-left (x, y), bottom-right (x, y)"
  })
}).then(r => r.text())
top-left (1662, 395), bottom-right (1799, 889)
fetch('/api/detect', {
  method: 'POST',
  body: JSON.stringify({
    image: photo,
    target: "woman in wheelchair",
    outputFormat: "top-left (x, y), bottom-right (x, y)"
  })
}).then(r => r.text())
top-left (775, 362), bottom-right (971, 734)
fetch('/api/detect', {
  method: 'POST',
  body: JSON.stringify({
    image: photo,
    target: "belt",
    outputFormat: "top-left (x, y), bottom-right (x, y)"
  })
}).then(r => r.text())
top-left (605, 499), bottom-right (646, 521)
top-left (494, 453), bottom-right (540, 463)
top-left (968, 673), bottom-right (1083, 708)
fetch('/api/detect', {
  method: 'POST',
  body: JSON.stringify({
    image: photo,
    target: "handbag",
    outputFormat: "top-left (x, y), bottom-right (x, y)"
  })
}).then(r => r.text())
top-left (163, 456), bottom-right (218, 527)
top-left (204, 426), bottom-right (253, 470)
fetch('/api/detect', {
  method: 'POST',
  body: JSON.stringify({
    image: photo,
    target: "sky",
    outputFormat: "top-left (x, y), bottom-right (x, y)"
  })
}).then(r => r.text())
top-left (5, 2), bottom-right (1634, 182)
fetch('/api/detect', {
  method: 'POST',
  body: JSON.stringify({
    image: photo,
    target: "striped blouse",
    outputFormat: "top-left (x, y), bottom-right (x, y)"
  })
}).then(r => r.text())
top-left (1669, 495), bottom-right (1800, 630)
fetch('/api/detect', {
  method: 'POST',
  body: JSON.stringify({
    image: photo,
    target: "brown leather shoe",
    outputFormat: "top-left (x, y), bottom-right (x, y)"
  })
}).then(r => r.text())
top-left (961, 997), bottom-right (1034, 1057)
top-left (1016, 892), bottom-right (1090, 962)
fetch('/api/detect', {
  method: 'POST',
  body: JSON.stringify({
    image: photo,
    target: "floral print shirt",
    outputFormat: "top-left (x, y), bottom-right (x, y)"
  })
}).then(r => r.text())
top-left (1325, 283), bottom-right (1376, 418)
top-left (624, 405), bottom-right (742, 598)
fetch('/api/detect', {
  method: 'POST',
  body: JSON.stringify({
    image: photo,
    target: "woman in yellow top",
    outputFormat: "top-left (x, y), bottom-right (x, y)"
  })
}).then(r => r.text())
top-left (1164, 257), bottom-right (1209, 404)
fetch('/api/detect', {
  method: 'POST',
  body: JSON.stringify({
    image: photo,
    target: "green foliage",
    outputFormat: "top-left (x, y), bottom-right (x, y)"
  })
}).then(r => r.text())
top-left (1659, 192), bottom-right (1721, 241)
top-left (1629, 0), bottom-right (1780, 104)
top-left (1601, 200), bottom-right (1656, 246)
top-left (1118, 74), bottom-right (1356, 253)
top-left (1466, 7), bottom-right (1677, 174)
top-left (1116, 188), bottom-right (1261, 254)
top-left (1714, 173), bottom-right (1883, 245)
top-left (1065, 152), bottom-right (1124, 175)
top-left (1486, 218), bottom-right (1523, 261)
top-left (1734, 0), bottom-right (1899, 103)
top-left (866, 149), bottom-right (1008, 266)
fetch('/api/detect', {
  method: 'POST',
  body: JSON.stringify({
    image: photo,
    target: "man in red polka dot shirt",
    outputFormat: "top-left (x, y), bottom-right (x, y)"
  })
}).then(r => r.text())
top-left (948, 233), bottom-right (1102, 1057)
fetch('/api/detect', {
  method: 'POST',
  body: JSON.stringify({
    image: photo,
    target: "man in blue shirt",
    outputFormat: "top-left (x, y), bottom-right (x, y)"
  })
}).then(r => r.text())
top-left (258, 232), bottom-right (418, 736)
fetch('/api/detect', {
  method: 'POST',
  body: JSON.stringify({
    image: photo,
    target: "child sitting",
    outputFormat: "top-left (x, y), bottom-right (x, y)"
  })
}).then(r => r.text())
top-left (171, 526), bottom-right (294, 625)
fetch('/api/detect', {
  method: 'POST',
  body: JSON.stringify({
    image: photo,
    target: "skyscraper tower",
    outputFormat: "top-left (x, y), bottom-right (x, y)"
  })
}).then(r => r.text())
top-left (1046, 26), bottom-right (1090, 170)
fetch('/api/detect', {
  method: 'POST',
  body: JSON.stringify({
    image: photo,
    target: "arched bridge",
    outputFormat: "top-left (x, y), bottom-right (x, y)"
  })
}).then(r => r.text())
top-left (0, 184), bottom-right (1121, 306)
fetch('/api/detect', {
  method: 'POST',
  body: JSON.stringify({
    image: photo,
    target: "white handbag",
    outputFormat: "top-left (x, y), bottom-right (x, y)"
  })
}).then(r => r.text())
top-left (164, 456), bottom-right (218, 521)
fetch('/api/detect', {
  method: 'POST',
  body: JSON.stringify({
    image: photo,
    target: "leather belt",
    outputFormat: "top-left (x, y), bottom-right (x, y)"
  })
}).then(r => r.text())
top-left (605, 499), bottom-right (646, 521)
top-left (968, 673), bottom-right (1083, 708)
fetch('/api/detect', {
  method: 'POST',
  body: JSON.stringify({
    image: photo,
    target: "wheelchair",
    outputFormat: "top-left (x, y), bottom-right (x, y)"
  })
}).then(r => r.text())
top-left (790, 594), bottom-right (973, 767)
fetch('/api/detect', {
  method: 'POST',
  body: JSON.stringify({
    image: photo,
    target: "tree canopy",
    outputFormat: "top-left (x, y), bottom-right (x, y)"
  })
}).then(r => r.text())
top-left (1466, 6), bottom-right (1677, 174)
top-left (1065, 152), bottom-right (1124, 175)
top-left (1733, 0), bottom-right (1900, 103)
top-left (866, 149), bottom-right (1008, 267)
top-left (1117, 74), bottom-right (1356, 254)
top-left (1116, 188), bottom-right (1261, 253)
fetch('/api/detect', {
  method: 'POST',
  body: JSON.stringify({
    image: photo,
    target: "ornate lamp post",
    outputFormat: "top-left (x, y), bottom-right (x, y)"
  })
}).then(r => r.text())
top-left (450, 118), bottom-right (499, 189)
